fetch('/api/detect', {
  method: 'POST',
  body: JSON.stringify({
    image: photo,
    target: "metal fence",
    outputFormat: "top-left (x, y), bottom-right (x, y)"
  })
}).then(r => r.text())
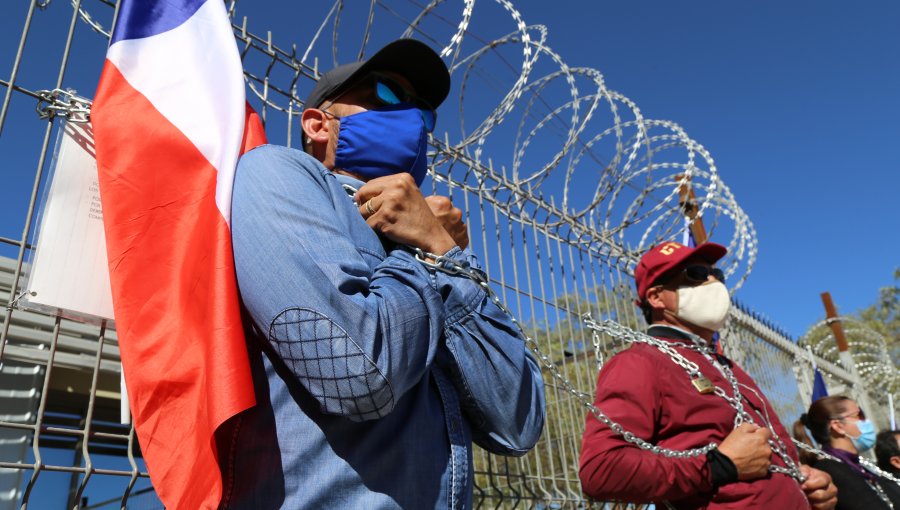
top-left (0, 1), bottom-right (896, 509)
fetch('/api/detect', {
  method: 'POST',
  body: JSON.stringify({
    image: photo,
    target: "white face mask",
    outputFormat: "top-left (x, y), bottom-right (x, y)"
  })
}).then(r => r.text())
top-left (676, 281), bottom-right (731, 332)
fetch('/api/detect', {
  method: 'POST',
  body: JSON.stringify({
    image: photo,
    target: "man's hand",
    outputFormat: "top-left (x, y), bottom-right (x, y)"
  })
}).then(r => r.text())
top-left (425, 195), bottom-right (468, 250)
top-left (356, 174), bottom-right (456, 255)
top-left (799, 465), bottom-right (837, 510)
top-left (717, 423), bottom-right (772, 481)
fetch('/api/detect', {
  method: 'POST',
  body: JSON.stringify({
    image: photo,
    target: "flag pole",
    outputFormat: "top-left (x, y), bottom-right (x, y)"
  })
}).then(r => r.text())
top-left (821, 292), bottom-right (850, 353)
top-left (820, 292), bottom-right (874, 422)
top-left (675, 176), bottom-right (726, 356)
top-left (121, 365), bottom-right (130, 424)
top-left (676, 176), bottom-right (708, 244)
top-left (889, 392), bottom-right (896, 429)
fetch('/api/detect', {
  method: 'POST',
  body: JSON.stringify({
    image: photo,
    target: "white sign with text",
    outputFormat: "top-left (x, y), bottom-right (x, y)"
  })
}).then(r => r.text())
top-left (22, 121), bottom-right (115, 322)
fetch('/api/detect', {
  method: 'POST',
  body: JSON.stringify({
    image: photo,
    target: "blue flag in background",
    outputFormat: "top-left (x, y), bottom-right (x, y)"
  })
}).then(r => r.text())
top-left (811, 368), bottom-right (829, 402)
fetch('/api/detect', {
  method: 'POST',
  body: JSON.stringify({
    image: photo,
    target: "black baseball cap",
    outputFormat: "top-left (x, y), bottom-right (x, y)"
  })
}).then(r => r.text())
top-left (304, 39), bottom-right (451, 111)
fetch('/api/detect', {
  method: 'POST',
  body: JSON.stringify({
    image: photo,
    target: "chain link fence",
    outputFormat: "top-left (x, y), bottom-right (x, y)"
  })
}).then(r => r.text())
top-left (0, 1), bottom-right (895, 508)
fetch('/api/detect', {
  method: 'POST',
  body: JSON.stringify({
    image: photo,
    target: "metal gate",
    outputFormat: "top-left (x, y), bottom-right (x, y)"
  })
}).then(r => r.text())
top-left (0, 1), bottom-right (895, 508)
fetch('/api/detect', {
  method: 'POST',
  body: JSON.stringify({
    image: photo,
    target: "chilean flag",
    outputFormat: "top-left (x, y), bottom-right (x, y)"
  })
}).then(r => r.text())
top-left (91, 1), bottom-right (264, 507)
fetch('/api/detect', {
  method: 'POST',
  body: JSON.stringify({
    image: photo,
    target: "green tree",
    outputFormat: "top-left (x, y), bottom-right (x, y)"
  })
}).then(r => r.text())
top-left (856, 268), bottom-right (900, 366)
top-left (472, 284), bottom-right (643, 507)
top-left (798, 267), bottom-right (900, 398)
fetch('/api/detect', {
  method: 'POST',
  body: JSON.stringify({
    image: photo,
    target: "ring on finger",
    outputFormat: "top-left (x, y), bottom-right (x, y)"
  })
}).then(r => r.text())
top-left (365, 199), bottom-right (377, 216)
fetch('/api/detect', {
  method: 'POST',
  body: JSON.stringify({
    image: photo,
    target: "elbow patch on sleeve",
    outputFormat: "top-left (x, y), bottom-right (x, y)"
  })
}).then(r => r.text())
top-left (268, 307), bottom-right (394, 420)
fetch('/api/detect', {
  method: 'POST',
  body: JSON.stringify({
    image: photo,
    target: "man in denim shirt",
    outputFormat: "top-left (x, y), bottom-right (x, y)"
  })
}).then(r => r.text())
top-left (226, 39), bottom-right (546, 509)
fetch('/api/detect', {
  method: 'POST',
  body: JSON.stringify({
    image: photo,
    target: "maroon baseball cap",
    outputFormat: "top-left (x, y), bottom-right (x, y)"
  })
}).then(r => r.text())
top-left (634, 241), bottom-right (727, 301)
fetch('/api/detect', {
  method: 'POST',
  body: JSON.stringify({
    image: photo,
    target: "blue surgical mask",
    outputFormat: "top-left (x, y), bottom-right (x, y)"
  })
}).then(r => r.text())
top-left (333, 103), bottom-right (428, 185)
top-left (849, 419), bottom-right (877, 453)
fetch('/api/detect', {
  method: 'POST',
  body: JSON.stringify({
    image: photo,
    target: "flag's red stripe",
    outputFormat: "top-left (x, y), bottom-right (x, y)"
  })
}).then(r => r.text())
top-left (241, 102), bottom-right (267, 153)
top-left (93, 61), bottom-right (255, 509)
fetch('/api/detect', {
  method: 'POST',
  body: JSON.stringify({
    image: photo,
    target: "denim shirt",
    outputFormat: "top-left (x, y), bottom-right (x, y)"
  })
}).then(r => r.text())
top-left (226, 145), bottom-right (545, 509)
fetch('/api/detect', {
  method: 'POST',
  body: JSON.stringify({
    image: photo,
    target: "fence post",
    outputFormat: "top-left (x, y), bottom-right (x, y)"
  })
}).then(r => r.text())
top-left (889, 393), bottom-right (897, 429)
top-left (792, 346), bottom-right (815, 407)
top-left (820, 292), bottom-right (876, 423)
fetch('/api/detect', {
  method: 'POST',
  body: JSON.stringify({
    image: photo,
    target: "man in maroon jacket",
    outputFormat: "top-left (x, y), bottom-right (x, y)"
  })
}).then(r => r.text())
top-left (579, 241), bottom-right (838, 509)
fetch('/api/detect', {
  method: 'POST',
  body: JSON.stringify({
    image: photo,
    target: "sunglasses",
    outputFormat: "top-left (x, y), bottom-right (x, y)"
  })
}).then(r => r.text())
top-left (834, 408), bottom-right (866, 422)
top-left (365, 72), bottom-right (437, 132)
top-left (321, 72), bottom-right (438, 132)
top-left (665, 264), bottom-right (725, 286)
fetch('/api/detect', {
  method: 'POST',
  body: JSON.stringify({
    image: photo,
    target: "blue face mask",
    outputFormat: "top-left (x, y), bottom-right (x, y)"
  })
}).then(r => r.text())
top-left (333, 103), bottom-right (428, 185)
top-left (849, 419), bottom-right (877, 453)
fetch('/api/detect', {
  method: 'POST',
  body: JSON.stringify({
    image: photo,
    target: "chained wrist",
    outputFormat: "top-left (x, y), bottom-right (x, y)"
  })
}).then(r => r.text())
top-left (426, 233), bottom-right (456, 257)
top-left (707, 448), bottom-right (738, 487)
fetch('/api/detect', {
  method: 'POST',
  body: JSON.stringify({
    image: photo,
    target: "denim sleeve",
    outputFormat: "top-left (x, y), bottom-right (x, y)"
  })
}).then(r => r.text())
top-left (231, 146), bottom-right (446, 422)
top-left (432, 249), bottom-right (546, 456)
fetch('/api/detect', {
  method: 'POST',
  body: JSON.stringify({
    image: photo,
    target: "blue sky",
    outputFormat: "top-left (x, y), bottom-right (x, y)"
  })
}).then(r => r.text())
top-left (1, 1), bottom-right (898, 507)
top-left (239, 0), bottom-right (899, 339)
top-left (529, 1), bottom-right (900, 337)
top-left (2, 1), bottom-right (898, 339)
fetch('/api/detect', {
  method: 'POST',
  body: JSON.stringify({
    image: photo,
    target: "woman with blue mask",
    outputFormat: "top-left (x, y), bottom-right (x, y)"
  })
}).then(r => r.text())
top-left (793, 396), bottom-right (900, 510)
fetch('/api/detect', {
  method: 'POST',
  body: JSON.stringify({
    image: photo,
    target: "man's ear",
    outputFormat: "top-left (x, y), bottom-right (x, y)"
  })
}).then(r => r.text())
top-left (891, 456), bottom-right (900, 471)
top-left (645, 286), bottom-right (667, 311)
top-left (301, 108), bottom-right (332, 147)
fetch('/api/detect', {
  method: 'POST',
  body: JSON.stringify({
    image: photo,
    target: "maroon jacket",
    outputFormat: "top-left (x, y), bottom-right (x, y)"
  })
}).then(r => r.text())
top-left (579, 325), bottom-right (810, 509)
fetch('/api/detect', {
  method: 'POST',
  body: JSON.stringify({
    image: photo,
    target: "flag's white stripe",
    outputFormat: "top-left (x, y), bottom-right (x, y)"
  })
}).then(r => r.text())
top-left (107, 0), bottom-right (243, 226)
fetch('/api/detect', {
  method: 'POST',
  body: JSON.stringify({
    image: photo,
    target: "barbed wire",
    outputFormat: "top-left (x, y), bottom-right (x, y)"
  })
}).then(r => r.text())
top-left (800, 316), bottom-right (900, 395)
top-left (6, 1), bottom-right (895, 508)
top-left (211, 0), bottom-right (763, 289)
top-left (18, 4), bottom-right (782, 467)
top-left (35, 0), bottom-right (116, 37)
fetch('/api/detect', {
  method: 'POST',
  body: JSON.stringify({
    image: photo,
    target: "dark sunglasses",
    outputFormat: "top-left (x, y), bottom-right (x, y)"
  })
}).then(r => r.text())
top-left (668, 264), bottom-right (725, 286)
top-left (833, 408), bottom-right (866, 422)
top-left (370, 73), bottom-right (437, 132)
top-left (323, 72), bottom-right (438, 132)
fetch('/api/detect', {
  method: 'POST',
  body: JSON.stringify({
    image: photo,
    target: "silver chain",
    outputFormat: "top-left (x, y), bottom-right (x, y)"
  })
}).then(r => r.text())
top-left (333, 177), bottom-right (783, 503)
top-left (861, 458), bottom-right (900, 488)
top-left (793, 441), bottom-right (898, 509)
top-left (35, 88), bottom-right (92, 123)
top-left (871, 481), bottom-right (897, 510)
top-left (411, 247), bottom-right (807, 482)
top-left (412, 247), bottom-right (716, 460)
top-left (587, 319), bottom-right (805, 483)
